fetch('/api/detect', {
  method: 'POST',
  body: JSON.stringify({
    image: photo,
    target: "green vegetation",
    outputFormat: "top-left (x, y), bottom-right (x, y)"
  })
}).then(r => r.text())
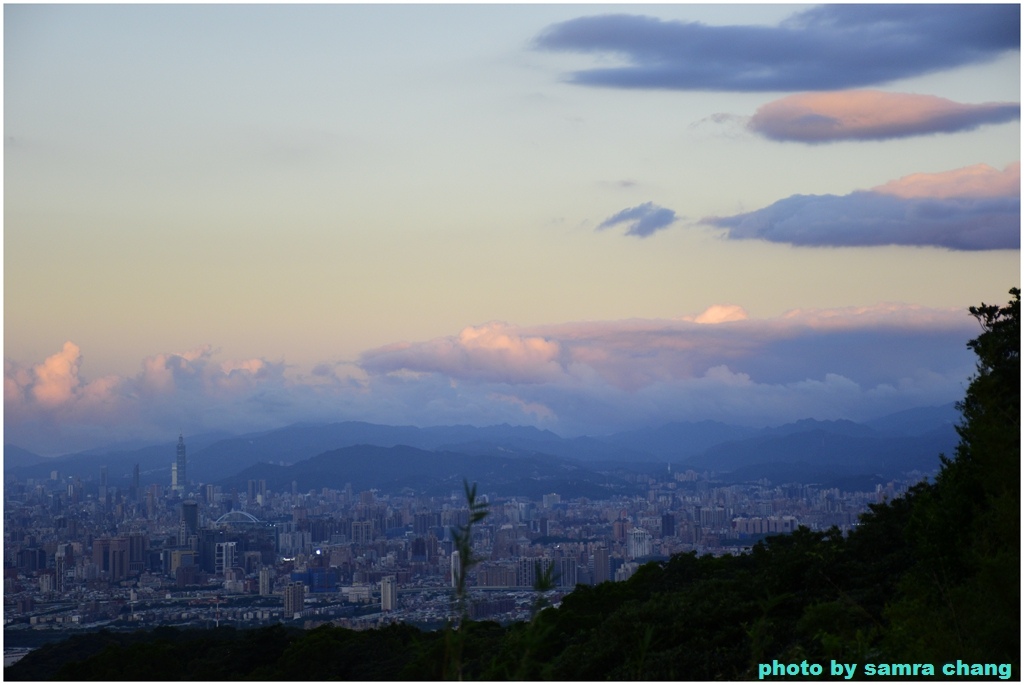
top-left (6, 290), bottom-right (1018, 680)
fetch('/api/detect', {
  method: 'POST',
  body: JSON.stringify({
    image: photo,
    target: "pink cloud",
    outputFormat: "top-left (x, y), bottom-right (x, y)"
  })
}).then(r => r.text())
top-left (749, 90), bottom-right (1020, 142)
top-left (30, 341), bottom-right (81, 407)
top-left (872, 162), bottom-right (1020, 199)
top-left (685, 304), bottom-right (749, 324)
top-left (361, 322), bottom-right (564, 385)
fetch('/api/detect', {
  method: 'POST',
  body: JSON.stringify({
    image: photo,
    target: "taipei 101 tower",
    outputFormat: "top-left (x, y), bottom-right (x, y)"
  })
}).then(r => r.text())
top-left (174, 432), bottom-right (187, 493)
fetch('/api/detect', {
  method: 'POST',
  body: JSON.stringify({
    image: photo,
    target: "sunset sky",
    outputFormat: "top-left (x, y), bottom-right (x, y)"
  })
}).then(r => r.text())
top-left (5, 4), bottom-right (1020, 456)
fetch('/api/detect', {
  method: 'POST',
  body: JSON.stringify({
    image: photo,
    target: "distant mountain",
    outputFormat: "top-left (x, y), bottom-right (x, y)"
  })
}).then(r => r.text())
top-left (864, 402), bottom-right (960, 437)
top-left (757, 418), bottom-right (876, 439)
top-left (218, 444), bottom-right (632, 499)
top-left (4, 403), bottom-right (964, 489)
top-left (3, 432), bottom-right (234, 483)
top-left (3, 445), bottom-right (51, 469)
top-left (187, 421), bottom-right (649, 483)
top-left (603, 420), bottom-right (759, 460)
top-left (685, 424), bottom-right (958, 484)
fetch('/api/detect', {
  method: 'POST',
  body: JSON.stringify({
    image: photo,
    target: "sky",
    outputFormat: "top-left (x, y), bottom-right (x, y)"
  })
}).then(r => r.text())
top-left (4, 3), bottom-right (1020, 456)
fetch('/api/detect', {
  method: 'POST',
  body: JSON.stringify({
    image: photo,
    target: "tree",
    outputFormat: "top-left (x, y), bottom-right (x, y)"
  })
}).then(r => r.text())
top-left (884, 288), bottom-right (1020, 665)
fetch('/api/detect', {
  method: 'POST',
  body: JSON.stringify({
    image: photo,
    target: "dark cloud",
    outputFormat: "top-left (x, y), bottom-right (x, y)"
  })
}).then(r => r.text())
top-left (598, 201), bottom-right (678, 237)
top-left (534, 5), bottom-right (1019, 92)
top-left (703, 192), bottom-right (1020, 251)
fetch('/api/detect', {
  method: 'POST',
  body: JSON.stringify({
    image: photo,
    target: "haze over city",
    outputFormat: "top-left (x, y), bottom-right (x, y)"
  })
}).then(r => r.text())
top-left (5, 3), bottom-right (1020, 456)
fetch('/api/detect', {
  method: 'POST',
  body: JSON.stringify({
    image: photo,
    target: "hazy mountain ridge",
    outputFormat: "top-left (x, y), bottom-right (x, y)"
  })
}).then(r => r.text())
top-left (4, 403), bottom-right (959, 487)
top-left (220, 444), bottom-right (629, 499)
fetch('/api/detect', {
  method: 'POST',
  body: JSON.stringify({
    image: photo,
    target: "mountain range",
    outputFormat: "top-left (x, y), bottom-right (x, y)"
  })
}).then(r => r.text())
top-left (3, 403), bottom-right (960, 494)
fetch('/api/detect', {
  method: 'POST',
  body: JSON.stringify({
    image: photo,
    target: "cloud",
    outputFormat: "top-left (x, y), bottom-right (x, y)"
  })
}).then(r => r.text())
top-left (872, 162), bottom-right (1021, 200)
top-left (748, 91), bottom-right (1020, 143)
top-left (361, 322), bottom-right (565, 385)
top-left (533, 5), bottom-right (1019, 92)
top-left (4, 303), bottom-right (982, 454)
top-left (597, 202), bottom-right (678, 237)
top-left (352, 305), bottom-right (977, 434)
top-left (30, 341), bottom-right (82, 407)
top-left (702, 163), bottom-right (1021, 251)
top-left (684, 304), bottom-right (749, 324)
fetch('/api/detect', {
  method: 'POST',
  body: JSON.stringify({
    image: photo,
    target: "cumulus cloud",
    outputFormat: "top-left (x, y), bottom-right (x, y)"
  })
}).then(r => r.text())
top-left (5, 303), bottom-right (982, 454)
top-left (30, 341), bottom-right (82, 407)
top-left (352, 304), bottom-right (977, 434)
top-left (4, 344), bottom-right (301, 455)
top-left (597, 202), bottom-right (678, 237)
top-left (749, 91), bottom-right (1020, 143)
top-left (361, 322), bottom-right (565, 385)
top-left (702, 163), bottom-right (1021, 251)
top-left (534, 5), bottom-right (1019, 92)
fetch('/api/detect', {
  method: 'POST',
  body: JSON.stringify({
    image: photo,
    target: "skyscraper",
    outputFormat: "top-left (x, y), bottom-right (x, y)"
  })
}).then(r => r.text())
top-left (175, 432), bottom-right (187, 493)
top-left (381, 575), bottom-right (398, 612)
top-left (451, 551), bottom-right (461, 589)
top-left (627, 528), bottom-right (652, 560)
top-left (284, 581), bottom-right (305, 618)
top-left (181, 500), bottom-right (199, 537)
top-left (259, 566), bottom-right (274, 596)
top-left (593, 544), bottom-right (610, 585)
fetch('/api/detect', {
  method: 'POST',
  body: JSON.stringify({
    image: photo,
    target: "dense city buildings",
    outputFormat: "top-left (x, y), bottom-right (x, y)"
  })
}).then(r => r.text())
top-left (3, 435), bottom-right (925, 648)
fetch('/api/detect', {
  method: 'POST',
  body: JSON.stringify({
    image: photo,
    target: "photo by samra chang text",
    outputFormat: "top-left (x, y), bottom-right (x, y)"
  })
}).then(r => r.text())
top-left (758, 659), bottom-right (1014, 680)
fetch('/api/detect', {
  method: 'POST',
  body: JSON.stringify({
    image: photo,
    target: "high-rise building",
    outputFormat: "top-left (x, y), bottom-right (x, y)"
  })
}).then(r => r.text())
top-left (451, 551), bottom-right (461, 589)
top-left (259, 566), bottom-right (274, 596)
top-left (54, 546), bottom-right (70, 594)
top-left (381, 575), bottom-right (398, 612)
top-left (94, 537), bottom-right (129, 582)
top-left (284, 581), bottom-right (305, 618)
top-left (627, 528), bottom-right (652, 560)
top-left (215, 541), bottom-right (237, 574)
top-left (558, 557), bottom-right (578, 588)
top-left (181, 500), bottom-right (199, 537)
top-left (175, 432), bottom-right (187, 493)
top-left (661, 513), bottom-right (676, 538)
top-left (128, 533), bottom-right (148, 574)
top-left (352, 520), bottom-right (373, 545)
top-left (593, 544), bottom-right (611, 585)
top-left (99, 466), bottom-right (109, 503)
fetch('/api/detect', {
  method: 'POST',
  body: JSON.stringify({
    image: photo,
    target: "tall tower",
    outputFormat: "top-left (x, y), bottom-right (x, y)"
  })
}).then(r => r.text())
top-left (450, 551), bottom-right (461, 589)
top-left (381, 575), bottom-right (398, 612)
top-left (175, 432), bottom-right (187, 493)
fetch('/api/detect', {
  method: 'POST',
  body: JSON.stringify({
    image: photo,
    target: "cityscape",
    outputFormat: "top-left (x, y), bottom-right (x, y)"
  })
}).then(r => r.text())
top-left (4, 3), bottom-right (1017, 678)
top-left (4, 429), bottom-right (924, 664)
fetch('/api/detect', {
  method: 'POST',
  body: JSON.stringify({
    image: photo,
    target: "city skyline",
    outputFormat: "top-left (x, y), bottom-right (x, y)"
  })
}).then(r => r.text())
top-left (5, 4), bottom-right (1020, 455)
